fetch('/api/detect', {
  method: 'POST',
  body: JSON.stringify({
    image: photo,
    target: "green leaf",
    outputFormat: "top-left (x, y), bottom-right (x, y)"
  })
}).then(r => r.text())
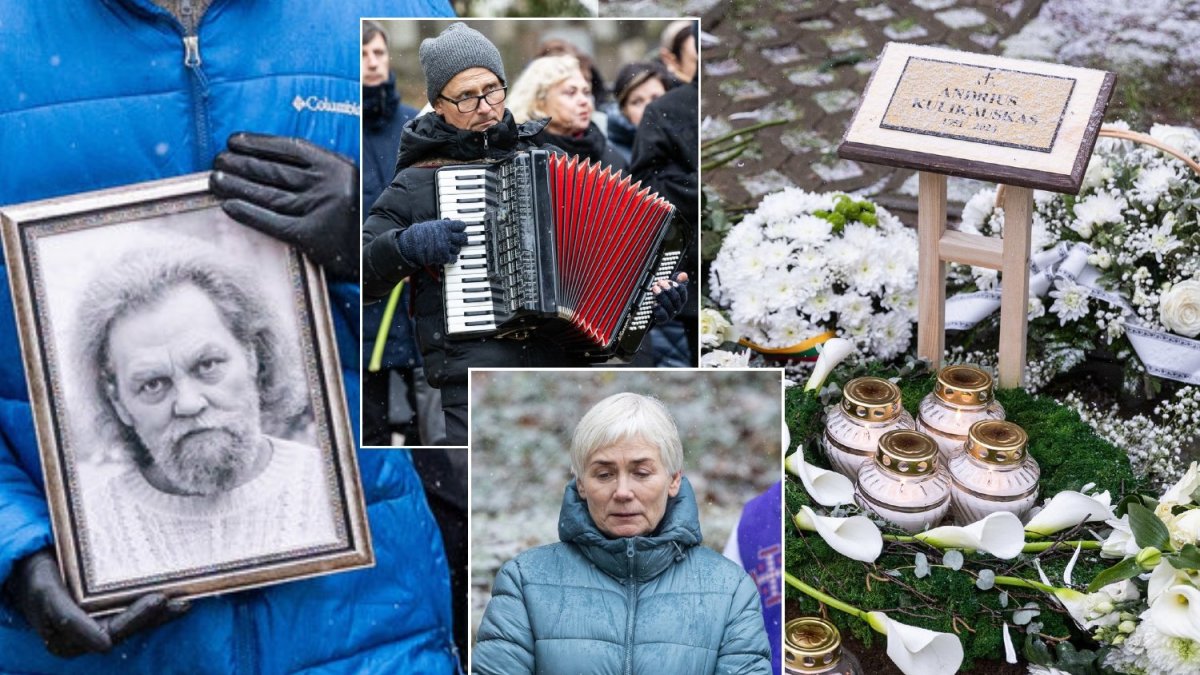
top-left (1087, 556), bottom-right (1142, 593)
top-left (1167, 544), bottom-right (1200, 570)
top-left (1127, 502), bottom-right (1169, 550)
top-left (943, 550), bottom-right (963, 571)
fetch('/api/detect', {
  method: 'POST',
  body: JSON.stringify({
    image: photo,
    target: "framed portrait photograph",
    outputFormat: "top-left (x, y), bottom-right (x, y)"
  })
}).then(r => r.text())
top-left (1, 173), bottom-right (372, 614)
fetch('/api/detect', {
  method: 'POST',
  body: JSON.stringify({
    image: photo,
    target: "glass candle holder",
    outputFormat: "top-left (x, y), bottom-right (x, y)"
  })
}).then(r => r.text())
top-left (823, 377), bottom-right (914, 480)
top-left (916, 365), bottom-right (1005, 462)
top-left (784, 617), bottom-right (864, 675)
top-left (856, 429), bottom-right (951, 533)
top-left (949, 420), bottom-right (1040, 525)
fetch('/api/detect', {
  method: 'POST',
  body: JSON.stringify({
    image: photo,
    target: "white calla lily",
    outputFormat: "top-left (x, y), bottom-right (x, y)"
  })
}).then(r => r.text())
top-left (1147, 560), bottom-right (1188, 605)
top-left (915, 512), bottom-right (1025, 559)
top-left (1145, 583), bottom-right (1200, 643)
top-left (1024, 489), bottom-right (1116, 536)
top-left (804, 337), bottom-right (855, 391)
top-left (866, 611), bottom-right (964, 675)
top-left (794, 505), bottom-right (883, 562)
top-left (783, 423), bottom-right (852, 506)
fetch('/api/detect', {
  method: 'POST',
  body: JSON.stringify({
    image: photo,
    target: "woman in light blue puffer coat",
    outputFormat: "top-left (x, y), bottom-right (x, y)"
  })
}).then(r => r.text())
top-left (473, 393), bottom-right (772, 675)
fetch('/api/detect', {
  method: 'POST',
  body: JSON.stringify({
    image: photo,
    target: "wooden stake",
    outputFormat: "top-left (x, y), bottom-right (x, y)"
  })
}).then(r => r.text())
top-left (998, 185), bottom-right (1034, 388)
top-left (917, 172), bottom-right (947, 369)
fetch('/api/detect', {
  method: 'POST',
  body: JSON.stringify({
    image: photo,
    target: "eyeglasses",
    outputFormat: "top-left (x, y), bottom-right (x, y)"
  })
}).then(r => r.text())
top-left (438, 86), bottom-right (507, 113)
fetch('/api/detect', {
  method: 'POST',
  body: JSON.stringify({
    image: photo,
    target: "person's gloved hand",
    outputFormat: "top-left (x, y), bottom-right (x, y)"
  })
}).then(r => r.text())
top-left (210, 132), bottom-right (359, 281)
top-left (652, 272), bottom-right (689, 323)
top-left (5, 548), bottom-right (189, 658)
top-left (396, 219), bottom-right (469, 267)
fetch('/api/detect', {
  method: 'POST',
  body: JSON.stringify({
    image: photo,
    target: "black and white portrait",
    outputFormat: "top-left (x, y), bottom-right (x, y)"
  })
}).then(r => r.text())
top-left (2, 175), bottom-right (369, 612)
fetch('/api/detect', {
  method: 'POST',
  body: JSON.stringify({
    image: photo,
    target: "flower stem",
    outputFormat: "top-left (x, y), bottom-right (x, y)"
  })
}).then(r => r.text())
top-left (700, 119), bottom-right (789, 149)
top-left (1021, 540), bottom-right (1102, 553)
top-left (993, 575), bottom-right (1060, 594)
top-left (784, 571), bottom-right (870, 622)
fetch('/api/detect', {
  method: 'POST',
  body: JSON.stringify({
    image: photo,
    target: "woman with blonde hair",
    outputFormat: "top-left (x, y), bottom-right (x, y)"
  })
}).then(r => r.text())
top-left (507, 54), bottom-right (626, 170)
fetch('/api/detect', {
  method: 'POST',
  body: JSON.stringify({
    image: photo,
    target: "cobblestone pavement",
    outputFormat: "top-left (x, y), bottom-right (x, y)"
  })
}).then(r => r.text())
top-left (700, 0), bottom-right (1045, 219)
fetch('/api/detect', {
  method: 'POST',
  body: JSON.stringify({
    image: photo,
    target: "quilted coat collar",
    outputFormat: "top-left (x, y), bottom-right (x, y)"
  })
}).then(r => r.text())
top-left (558, 476), bottom-right (703, 583)
top-left (396, 109), bottom-right (549, 171)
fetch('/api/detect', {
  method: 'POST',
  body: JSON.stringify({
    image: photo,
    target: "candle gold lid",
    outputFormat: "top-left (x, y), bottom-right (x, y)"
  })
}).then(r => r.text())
top-left (877, 429), bottom-right (938, 476)
top-left (934, 365), bottom-right (994, 407)
top-left (966, 420), bottom-right (1028, 464)
top-left (841, 377), bottom-right (903, 421)
top-left (784, 617), bottom-right (842, 673)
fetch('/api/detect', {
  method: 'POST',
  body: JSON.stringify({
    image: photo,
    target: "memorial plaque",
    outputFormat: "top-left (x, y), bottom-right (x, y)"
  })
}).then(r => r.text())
top-left (840, 43), bottom-right (1115, 193)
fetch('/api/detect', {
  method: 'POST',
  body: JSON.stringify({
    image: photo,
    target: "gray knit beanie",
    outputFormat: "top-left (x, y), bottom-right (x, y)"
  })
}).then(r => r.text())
top-left (420, 22), bottom-right (506, 104)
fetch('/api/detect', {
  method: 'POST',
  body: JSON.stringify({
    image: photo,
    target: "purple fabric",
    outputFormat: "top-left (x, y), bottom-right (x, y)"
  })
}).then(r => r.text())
top-left (737, 481), bottom-right (783, 675)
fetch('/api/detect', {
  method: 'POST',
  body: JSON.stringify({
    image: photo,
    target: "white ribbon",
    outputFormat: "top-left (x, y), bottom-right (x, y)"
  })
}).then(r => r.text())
top-left (945, 242), bottom-right (1200, 386)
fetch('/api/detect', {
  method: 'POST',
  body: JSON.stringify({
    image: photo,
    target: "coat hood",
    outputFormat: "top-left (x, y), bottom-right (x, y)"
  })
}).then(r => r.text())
top-left (558, 475), bottom-right (702, 583)
top-left (396, 109), bottom-right (549, 171)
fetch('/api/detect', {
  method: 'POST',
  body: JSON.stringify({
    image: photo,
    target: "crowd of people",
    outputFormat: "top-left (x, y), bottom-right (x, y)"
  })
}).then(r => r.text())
top-left (362, 20), bottom-right (701, 448)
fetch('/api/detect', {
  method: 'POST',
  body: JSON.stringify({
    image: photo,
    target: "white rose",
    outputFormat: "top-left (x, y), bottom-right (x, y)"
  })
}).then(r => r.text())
top-left (699, 309), bottom-right (733, 348)
top-left (1159, 279), bottom-right (1200, 338)
top-left (1167, 509), bottom-right (1200, 550)
top-left (1150, 123), bottom-right (1200, 155)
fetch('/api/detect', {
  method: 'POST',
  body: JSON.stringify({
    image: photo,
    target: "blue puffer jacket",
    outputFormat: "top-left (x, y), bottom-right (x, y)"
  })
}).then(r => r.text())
top-left (0, 1), bottom-right (460, 673)
top-left (473, 478), bottom-right (772, 675)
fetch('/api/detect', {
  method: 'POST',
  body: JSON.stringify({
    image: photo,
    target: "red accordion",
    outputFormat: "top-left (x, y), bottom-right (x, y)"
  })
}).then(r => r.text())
top-left (436, 149), bottom-right (681, 359)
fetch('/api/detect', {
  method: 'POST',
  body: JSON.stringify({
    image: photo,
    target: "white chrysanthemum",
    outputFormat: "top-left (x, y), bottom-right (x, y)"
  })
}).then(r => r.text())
top-left (787, 214), bottom-right (834, 246)
top-left (728, 285), bottom-right (772, 325)
top-left (806, 289), bottom-right (834, 325)
top-left (848, 255), bottom-right (886, 297)
top-left (837, 293), bottom-right (873, 329)
top-left (824, 237), bottom-right (862, 273)
top-left (765, 312), bottom-right (820, 346)
top-left (870, 311), bottom-right (913, 360)
top-left (1134, 221), bottom-right (1184, 264)
top-left (791, 247), bottom-right (825, 273)
top-left (1072, 192), bottom-right (1127, 238)
top-left (1083, 155), bottom-right (1109, 190)
top-left (1049, 279), bottom-right (1091, 325)
top-left (974, 267), bottom-right (999, 291)
top-left (1135, 165), bottom-right (1177, 203)
top-left (1105, 619), bottom-right (1200, 675)
top-left (960, 188), bottom-right (997, 231)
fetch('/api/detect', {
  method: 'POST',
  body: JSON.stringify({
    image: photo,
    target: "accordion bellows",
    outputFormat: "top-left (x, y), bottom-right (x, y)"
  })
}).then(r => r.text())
top-left (437, 149), bottom-right (681, 359)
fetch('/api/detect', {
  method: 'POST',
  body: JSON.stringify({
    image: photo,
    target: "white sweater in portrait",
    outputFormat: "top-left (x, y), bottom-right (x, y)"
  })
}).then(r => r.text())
top-left (82, 437), bottom-right (342, 588)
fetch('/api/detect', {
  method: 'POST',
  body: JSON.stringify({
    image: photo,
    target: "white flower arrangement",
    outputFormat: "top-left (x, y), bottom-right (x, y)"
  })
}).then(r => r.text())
top-left (708, 189), bottom-right (918, 363)
top-left (948, 122), bottom-right (1200, 396)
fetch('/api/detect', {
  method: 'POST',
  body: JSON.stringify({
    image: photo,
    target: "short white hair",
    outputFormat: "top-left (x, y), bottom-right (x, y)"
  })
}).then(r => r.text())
top-left (570, 393), bottom-right (683, 477)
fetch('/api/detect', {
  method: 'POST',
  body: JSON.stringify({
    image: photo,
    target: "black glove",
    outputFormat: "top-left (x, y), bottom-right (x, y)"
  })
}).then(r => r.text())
top-left (396, 219), bottom-right (469, 267)
top-left (211, 132), bottom-right (359, 281)
top-left (5, 548), bottom-right (189, 658)
top-left (652, 273), bottom-right (689, 323)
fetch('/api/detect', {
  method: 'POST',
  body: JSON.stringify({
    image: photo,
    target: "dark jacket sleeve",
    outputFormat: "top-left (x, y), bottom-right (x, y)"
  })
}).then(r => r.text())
top-left (362, 173), bottom-right (422, 302)
top-left (628, 91), bottom-right (698, 228)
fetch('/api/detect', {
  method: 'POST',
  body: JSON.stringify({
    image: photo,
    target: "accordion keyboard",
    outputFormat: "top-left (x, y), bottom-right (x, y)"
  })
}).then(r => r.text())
top-left (437, 167), bottom-right (496, 334)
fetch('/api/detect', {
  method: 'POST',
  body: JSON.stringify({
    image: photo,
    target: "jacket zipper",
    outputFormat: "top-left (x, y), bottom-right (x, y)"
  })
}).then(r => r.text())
top-left (179, 0), bottom-right (212, 164)
top-left (624, 539), bottom-right (637, 675)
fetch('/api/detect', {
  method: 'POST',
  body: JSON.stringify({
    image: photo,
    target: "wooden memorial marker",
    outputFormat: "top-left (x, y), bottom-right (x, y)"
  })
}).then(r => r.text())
top-left (838, 42), bottom-right (1114, 387)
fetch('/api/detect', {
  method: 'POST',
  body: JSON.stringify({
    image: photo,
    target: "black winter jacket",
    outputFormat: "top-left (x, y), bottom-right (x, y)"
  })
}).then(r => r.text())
top-left (531, 121), bottom-right (627, 172)
top-left (361, 111), bottom-right (590, 403)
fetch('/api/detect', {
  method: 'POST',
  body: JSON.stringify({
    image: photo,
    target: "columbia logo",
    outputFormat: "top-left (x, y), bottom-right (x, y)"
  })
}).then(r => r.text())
top-left (290, 94), bottom-right (361, 117)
